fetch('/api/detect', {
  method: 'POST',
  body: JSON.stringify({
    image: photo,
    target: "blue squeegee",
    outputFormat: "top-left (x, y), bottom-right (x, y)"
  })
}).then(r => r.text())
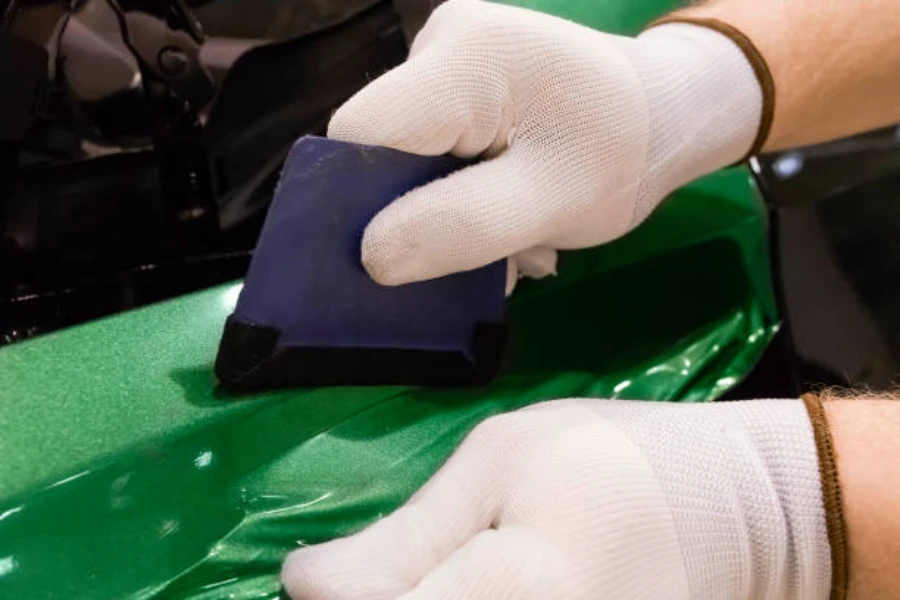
top-left (215, 136), bottom-right (508, 389)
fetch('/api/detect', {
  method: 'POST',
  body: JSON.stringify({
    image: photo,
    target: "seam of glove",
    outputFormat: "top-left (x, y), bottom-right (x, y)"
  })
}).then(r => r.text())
top-left (801, 393), bottom-right (850, 600)
top-left (646, 15), bottom-right (775, 162)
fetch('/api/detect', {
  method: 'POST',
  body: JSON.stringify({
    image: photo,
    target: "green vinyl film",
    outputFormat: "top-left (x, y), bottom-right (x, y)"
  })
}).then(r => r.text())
top-left (495, 0), bottom-right (684, 34)
top-left (0, 162), bottom-right (777, 598)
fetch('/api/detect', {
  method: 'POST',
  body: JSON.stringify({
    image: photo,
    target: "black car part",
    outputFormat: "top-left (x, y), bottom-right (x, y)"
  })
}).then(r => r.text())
top-left (1, 0), bottom-right (407, 344)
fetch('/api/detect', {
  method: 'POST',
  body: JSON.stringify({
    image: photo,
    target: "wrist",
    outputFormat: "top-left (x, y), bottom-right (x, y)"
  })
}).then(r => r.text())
top-left (822, 398), bottom-right (900, 599)
top-left (625, 23), bottom-right (763, 223)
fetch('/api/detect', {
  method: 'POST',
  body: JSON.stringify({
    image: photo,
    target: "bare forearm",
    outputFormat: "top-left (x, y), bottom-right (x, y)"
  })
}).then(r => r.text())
top-left (673, 0), bottom-right (900, 150)
top-left (823, 396), bottom-right (900, 599)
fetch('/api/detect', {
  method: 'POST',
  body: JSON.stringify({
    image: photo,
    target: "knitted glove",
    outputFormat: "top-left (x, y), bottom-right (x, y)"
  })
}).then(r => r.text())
top-left (328, 0), bottom-right (763, 286)
top-left (283, 399), bottom-right (831, 599)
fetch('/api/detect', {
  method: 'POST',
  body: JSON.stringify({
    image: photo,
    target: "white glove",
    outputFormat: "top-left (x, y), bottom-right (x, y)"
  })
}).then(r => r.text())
top-left (328, 0), bottom-right (763, 286)
top-left (282, 399), bottom-right (831, 599)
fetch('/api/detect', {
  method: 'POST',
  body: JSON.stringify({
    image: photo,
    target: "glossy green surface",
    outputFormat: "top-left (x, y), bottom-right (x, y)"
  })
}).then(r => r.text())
top-left (497, 0), bottom-right (683, 34)
top-left (0, 166), bottom-right (775, 599)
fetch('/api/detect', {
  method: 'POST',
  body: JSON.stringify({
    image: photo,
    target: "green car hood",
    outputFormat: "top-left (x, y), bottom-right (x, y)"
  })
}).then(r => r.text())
top-left (0, 166), bottom-right (775, 599)
top-left (0, 4), bottom-right (776, 597)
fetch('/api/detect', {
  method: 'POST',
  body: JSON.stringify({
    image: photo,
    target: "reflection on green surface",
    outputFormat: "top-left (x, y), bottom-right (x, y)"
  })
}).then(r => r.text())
top-left (496, 0), bottom-right (683, 35)
top-left (0, 164), bottom-right (775, 598)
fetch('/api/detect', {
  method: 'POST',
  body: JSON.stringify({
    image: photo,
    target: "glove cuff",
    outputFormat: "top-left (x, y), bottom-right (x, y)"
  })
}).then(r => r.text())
top-left (801, 393), bottom-right (850, 600)
top-left (646, 16), bottom-right (776, 162)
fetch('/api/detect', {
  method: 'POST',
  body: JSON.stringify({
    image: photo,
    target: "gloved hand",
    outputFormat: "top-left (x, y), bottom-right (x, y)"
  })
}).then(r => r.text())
top-left (282, 399), bottom-right (831, 599)
top-left (328, 0), bottom-right (763, 286)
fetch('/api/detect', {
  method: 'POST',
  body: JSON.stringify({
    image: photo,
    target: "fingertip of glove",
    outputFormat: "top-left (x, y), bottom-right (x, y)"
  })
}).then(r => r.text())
top-left (361, 206), bottom-right (438, 286)
top-left (361, 242), bottom-right (431, 287)
top-left (326, 104), bottom-right (366, 145)
top-left (281, 546), bottom-right (355, 600)
top-left (280, 548), bottom-right (311, 599)
top-left (361, 252), bottom-right (411, 287)
top-left (326, 80), bottom-right (395, 146)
